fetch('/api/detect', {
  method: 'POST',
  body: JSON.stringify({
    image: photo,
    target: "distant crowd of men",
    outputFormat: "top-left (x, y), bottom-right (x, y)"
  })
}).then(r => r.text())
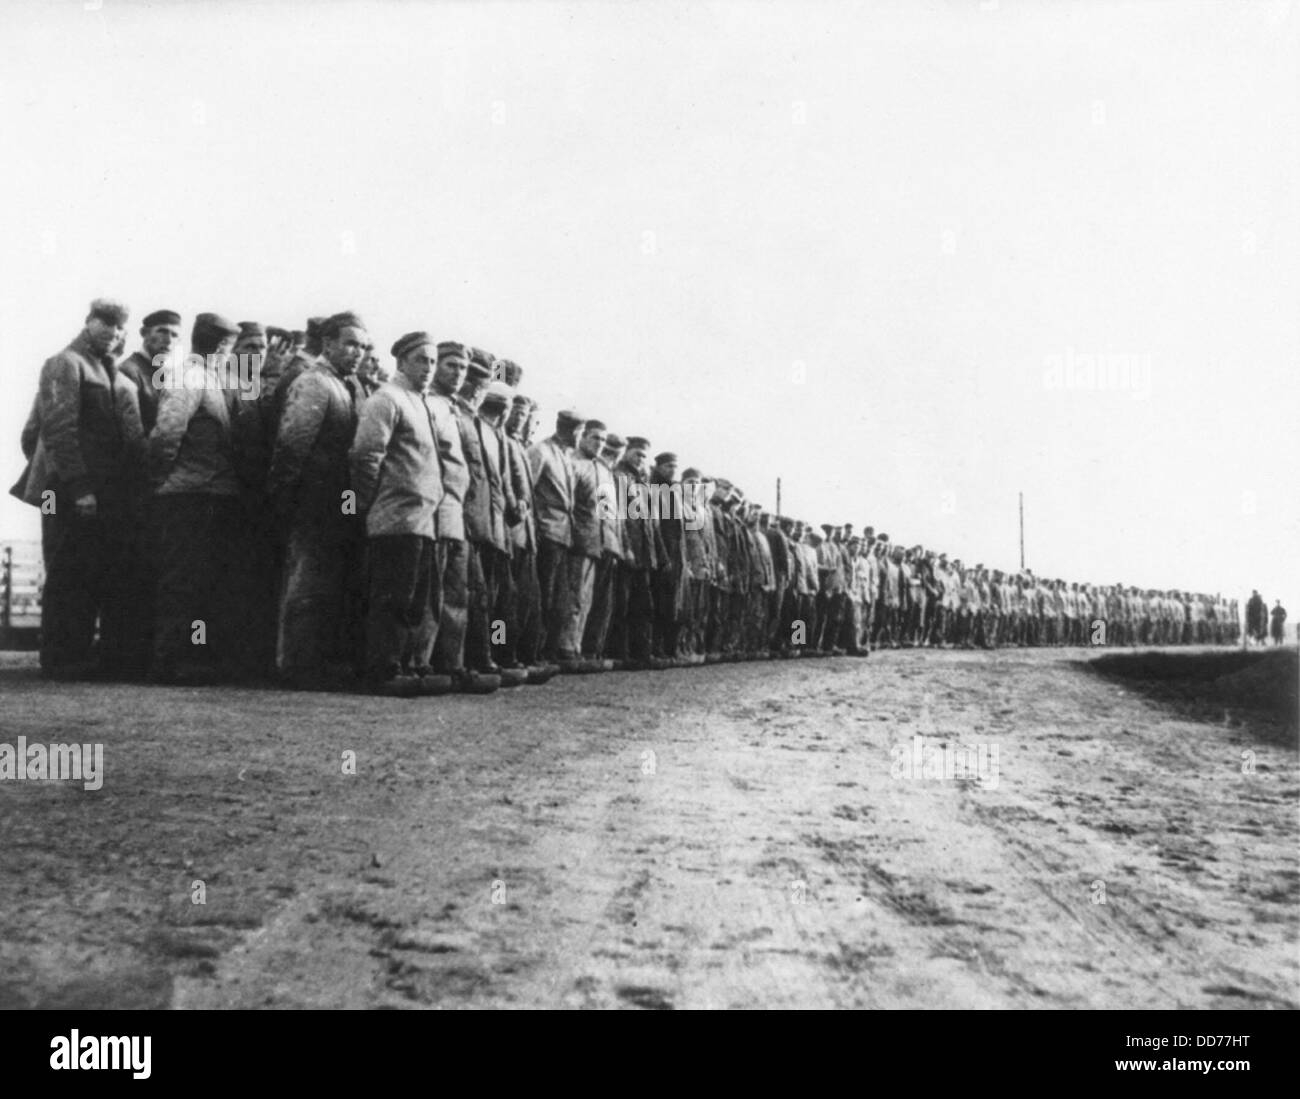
top-left (11, 299), bottom-right (1248, 697)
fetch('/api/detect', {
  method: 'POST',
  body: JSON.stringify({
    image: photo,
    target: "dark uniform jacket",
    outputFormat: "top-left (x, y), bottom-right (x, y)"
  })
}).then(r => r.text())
top-left (118, 350), bottom-right (161, 435)
top-left (614, 459), bottom-right (659, 570)
top-left (13, 332), bottom-right (147, 511)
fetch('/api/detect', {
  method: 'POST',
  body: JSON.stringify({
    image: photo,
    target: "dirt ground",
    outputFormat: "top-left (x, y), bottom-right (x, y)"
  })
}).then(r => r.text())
top-left (1, 646), bottom-right (1295, 1010)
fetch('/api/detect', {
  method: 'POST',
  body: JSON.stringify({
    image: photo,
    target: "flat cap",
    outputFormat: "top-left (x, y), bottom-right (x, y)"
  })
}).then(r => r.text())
top-left (305, 316), bottom-right (329, 339)
top-left (465, 358), bottom-right (493, 382)
top-left (142, 309), bottom-right (180, 328)
top-left (603, 433), bottom-right (626, 450)
top-left (510, 393), bottom-right (532, 410)
top-left (479, 381), bottom-right (513, 409)
top-left (625, 436), bottom-right (651, 451)
top-left (680, 467), bottom-right (702, 481)
top-left (192, 312), bottom-right (240, 341)
top-left (654, 452), bottom-right (678, 465)
top-left (237, 321), bottom-right (266, 338)
top-left (469, 346), bottom-right (494, 368)
top-left (499, 360), bottom-right (523, 387)
top-left (88, 298), bottom-right (130, 326)
top-left (437, 340), bottom-right (468, 361)
top-left (391, 331), bottom-right (434, 359)
top-left (323, 311), bottom-right (367, 338)
top-left (556, 408), bottom-right (584, 427)
top-left (582, 419), bottom-right (607, 433)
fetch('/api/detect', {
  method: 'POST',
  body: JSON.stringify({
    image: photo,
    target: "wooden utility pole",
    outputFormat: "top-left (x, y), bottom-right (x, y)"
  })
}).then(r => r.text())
top-left (1019, 492), bottom-right (1025, 571)
top-left (776, 477), bottom-right (782, 518)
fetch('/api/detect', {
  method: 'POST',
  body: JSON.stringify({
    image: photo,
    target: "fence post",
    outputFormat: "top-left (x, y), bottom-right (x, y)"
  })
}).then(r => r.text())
top-left (1, 545), bottom-right (11, 633)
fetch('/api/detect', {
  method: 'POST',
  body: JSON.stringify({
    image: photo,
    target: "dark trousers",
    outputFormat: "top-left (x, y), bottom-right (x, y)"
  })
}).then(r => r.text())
top-left (228, 493), bottom-right (278, 679)
top-left (610, 564), bottom-right (655, 662)
top-left (278, 516), bottom-right (362, 677)
top-left (40, 498), bottom-right (137, 673)
top-left (705, 585), bottom-right (725, 653)
top-left (725, 588), bottom-right (746, 654)
top-left (464, 541), bottom-right (501, 672)
top-left (535, 538), bottom-right (569, 660)
top-left (433, 538), bottom-right (469, 674)
top-left (683, 576), bottom-right (710, 655)
top-left (151, 493), bottom-right (241, 675)
top-left (491, 546), bottom-right (519, 667)
top-left (652, 564), bottom-right (682, 657)
top-left (364, 534), bottom-right (435, 680)
top-left (513, 546), bottom-right (542, 666)
top-left (816, 589), bottom-right (843, 650)
top-left (776, 588), bottom-right (799, 651)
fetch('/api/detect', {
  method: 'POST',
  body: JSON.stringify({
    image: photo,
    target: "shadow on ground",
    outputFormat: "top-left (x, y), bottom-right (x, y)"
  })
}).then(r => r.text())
top-left (1082, 647), bottom-right (1298, 745)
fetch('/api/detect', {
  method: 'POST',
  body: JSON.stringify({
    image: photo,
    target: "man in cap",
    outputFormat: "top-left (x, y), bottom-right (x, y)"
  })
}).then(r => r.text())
top-left (424, 342), bottom-right (473, 684)
top-left (772, 517), bottom-right (799, 655)
top-left (722, 488), bottom-right (752, 658)
top-left (18, 298), bottom-right (146, 678)
top-left (582, 432), bottom-right (627, 666)
top-left (558, 419), bottom-right (611, 669)
top-left (118, 309), bottom-right (181, 435)
top-left (147, 312), bottom-right (248, 682)
top-left (438, 350), bottom-right (504, 692)
top-left (350, 343), bottom-right (384, 403)
top-left (701, 480), bottom-right (731, 659)
top-left (650, 451), bottom-right (687, 661)
top-left (476, 379), bottom-right (527, 686)
top-left (103, 307), bottom-right (182, 673)
top-left (608, 435), bottom-right (660, 668)
top-left (678, 468), bottom-right (714, 661)
top-left (1245, 590), bottom-right (1265, 646)
top-left (747, 505), bottom-right (777, 657)
top-left (852, 535), bottom-right (876, 652)
top-left (267, 311), bottom-right (369, 688)
top-left (1269, 599), bottom-right (1287, 646)
top-left (503, 393), bottom-right (553, 683)
top-left (832, 526), bottom-right (865, 654)
top-left (528, 409), bottom-right (581, 661)
top-left (814, 524), bottom-right (845, 654)
top-left (265, 315), bottom-right (328, 429)
top-left (348, 332), bottom-right (446, 696)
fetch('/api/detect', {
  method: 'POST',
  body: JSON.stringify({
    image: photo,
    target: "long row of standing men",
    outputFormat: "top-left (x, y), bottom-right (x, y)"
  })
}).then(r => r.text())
top-left (12, 300), bottom-right (1240, 695)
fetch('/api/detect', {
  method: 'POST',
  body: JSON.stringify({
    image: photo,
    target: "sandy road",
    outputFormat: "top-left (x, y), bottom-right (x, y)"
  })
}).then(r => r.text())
top-left (0, 648), bottom-right (1295, 1009)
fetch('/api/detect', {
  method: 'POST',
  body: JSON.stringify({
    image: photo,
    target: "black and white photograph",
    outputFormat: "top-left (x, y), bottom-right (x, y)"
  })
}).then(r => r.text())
top-left (0, 0), bottom-right (1296, 1053)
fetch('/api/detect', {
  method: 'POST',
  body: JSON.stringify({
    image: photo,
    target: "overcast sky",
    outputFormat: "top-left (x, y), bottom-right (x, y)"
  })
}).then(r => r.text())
top-left (1, 0), bottom-right (1296, 614)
